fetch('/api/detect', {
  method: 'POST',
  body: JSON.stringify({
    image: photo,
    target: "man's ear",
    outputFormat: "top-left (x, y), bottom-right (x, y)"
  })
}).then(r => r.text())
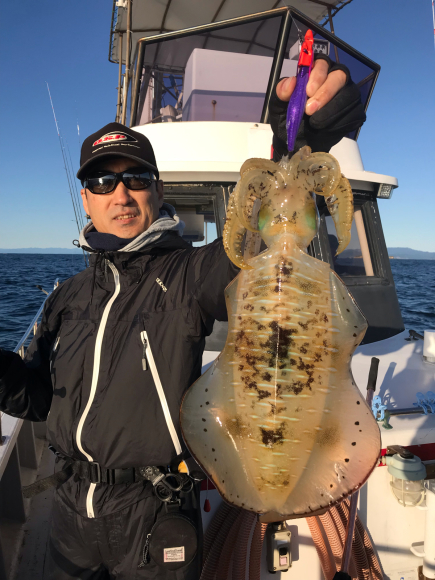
top-left (157, 180), bottom-right (164, 208)
top-left (81, 188), bottom-right (90, 216)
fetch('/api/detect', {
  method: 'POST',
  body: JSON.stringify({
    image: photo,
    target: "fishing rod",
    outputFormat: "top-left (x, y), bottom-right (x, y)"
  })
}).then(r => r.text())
top-left (433, 0), bottom-right (435, 48)
top-left (64, 135), bottom-right (85, 231)
top-left (46, 83), bottom-right (88, 267)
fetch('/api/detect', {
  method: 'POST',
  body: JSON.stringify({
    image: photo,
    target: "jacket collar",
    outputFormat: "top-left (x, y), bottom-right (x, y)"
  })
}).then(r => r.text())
top-left (87, 232), bottom-right (191, 270)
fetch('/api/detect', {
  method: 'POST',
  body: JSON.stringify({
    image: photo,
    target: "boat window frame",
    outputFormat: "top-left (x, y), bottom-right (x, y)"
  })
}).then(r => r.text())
top-left (163, 182), bottom-right (234, 239)
top-left (128, 6), bottom-right (380, 131)
top-left (309, 193), bottom-right (394, 287)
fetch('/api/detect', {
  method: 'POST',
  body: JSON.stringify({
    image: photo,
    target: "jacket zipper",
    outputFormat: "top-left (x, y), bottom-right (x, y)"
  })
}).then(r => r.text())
top-left (140, 333), bottom-right (148, 370)
top-left (50, 335), bottom-right (61, 373)
top-left (76, 260), bottom-right (121, 518)
top-left (140, 330), bottom-right (182, 456)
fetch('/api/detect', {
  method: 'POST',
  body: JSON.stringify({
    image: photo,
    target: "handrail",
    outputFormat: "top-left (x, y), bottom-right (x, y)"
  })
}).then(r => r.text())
top-left (13, 279), bottom-right (59, 355)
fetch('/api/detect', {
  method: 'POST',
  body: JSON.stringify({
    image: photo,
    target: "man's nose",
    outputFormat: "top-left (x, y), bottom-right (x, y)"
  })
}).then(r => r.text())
top-left (112, 179), bottom-right (133, 204)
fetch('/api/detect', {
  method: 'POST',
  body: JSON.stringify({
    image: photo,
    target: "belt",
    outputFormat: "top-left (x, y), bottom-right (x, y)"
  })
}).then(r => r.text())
top-left (76, 461), bottom-right (142, 485)
top-left (22, 458), bottom-right (147, 499)
top-left (22, 446), bottom-right (204, 499)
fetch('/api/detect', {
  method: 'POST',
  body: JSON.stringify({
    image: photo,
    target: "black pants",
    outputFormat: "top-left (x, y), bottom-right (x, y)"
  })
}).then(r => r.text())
top-left (47, 491), bottom-right (202, 579)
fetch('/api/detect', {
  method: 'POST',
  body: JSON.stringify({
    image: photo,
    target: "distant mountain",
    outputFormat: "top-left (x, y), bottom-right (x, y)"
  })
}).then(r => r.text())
top-left (387, 247), bottom-right (435, 260)
top-left (0, 248), bottom-right (83, 254)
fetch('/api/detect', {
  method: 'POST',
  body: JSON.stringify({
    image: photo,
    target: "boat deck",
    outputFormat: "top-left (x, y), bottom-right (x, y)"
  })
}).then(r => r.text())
top-left (4, 436), bottom-right (55, 580)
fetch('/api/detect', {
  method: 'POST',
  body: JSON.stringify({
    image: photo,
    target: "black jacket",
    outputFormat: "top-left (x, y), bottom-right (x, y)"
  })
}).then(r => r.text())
top-left (0, 234), bottom-right (238, 517)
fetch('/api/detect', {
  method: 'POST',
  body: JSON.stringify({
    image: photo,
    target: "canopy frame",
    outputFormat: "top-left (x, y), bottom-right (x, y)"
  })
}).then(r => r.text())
top-left (126, 5), bottom-right (379, 138)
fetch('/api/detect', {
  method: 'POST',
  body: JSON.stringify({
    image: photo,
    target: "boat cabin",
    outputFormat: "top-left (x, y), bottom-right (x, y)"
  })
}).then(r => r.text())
top-left (114, 6), bottom-right (403, 345)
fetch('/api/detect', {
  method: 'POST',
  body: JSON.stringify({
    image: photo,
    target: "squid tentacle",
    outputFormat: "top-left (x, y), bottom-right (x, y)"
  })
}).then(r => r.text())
top-left (224, 149), bottom-right (354, 266)
top-left (296, 152), bottom-right (341, 197)
top-left (297, 153), bottom-right (353, 254)
top-left (236, 159), bottom-right (287, 233)
top-left (223, 190), bottom-right (253, 270)
top-left (326, 174), bottom-right (354, 255)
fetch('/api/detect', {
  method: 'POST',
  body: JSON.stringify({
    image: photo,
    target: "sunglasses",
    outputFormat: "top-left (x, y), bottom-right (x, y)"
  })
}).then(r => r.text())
top-left (83, 168), bottom-right (157, 194)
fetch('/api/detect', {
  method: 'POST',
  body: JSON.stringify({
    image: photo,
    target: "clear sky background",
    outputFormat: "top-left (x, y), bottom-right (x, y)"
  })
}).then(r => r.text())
top-left (0, 0), bottom-right (434, 251)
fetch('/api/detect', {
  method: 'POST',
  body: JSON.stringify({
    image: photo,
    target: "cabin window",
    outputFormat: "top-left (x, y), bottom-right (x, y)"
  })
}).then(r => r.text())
top-left (133, 15), bottom-right (284, 126)
top-left (324, 204), bottom-right (375, 277)
top-left (163, 188), bottom-right (223, 247)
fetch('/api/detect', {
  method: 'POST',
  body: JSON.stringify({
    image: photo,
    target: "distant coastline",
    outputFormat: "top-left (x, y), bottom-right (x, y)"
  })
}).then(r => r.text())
top-left (386, 248), bottom-right (435, 260)
top-left (0, 248), bottom-right (83, 254)
top-left (0, 246), bottom-right (434, 259)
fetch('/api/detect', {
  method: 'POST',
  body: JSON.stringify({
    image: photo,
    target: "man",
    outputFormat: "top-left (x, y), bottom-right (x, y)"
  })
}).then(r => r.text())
top-left (0, 57), bottom-right (365, 579)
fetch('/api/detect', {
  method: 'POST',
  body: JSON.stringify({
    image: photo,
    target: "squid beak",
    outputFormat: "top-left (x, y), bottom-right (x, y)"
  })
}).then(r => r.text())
top-left (325, 175), bottom-right (354, 255)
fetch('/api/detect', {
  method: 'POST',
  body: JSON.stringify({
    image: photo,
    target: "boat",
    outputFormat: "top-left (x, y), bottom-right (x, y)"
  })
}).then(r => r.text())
top-left (1, 2), bottom-right (434, 579)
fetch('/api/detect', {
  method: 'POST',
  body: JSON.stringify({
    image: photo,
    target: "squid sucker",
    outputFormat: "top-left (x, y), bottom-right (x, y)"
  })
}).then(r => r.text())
top-left (180, 147), bottom-right (380, 520)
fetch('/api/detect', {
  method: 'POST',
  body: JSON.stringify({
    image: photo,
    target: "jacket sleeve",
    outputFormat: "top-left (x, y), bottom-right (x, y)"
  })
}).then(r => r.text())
top-left (192, 238), bottom-right (239, 322)
top-left (0, 294), bottom-right (61, 421)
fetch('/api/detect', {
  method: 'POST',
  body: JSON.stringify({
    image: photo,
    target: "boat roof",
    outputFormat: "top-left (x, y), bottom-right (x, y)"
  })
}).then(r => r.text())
top-left (109, 0), bottom-right (352, 63)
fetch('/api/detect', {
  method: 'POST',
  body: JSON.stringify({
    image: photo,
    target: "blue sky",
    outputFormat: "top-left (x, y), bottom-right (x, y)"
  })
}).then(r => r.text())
top-left (0, 0), bottom-right (434, 251)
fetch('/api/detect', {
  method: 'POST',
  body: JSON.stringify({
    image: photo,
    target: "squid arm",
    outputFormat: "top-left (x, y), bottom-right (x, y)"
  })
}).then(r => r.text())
top-left (223, 190), bottom-right (253, 270)
top-left (325, 175), bottom-right (354, 255)
top-left (297, 153), bottom-right (354, 255)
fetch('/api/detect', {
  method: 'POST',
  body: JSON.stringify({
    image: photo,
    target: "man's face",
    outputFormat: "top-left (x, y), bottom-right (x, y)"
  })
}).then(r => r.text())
top-left (80, 157), bottom-right (164, 238)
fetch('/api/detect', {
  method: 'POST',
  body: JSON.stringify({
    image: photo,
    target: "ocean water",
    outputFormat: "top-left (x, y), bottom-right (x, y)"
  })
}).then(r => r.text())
top-left (0, 254), bottom-right (434, 351)
top-left (389, 259), bottom-right (435, 336)
top-left (0, 254), bottom-right (87, 351)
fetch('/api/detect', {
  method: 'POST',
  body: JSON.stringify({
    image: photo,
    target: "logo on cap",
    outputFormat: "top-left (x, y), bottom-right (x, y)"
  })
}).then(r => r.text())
top-left (93, 131), bottom-right (138, 147)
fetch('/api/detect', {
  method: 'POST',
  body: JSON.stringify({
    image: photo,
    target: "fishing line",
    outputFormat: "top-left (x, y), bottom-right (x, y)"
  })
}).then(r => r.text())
top-left (75, 100), bottom-right (82, 149)
top-left (60, 132), bottom-right (83, 234)
top-left (46, 83), bottom-right (88, 267)
top-left (64, 136), bottom-right (85, 230)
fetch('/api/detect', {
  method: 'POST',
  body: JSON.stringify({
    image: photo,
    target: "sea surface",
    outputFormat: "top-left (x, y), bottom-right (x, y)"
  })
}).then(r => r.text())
top-left (0, 254), bottom-right (434, 351)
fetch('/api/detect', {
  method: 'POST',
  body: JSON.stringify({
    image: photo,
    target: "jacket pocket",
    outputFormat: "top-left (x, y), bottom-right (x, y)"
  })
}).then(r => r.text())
top-left (140, 330), bottom-right (182, 456)
top-left (47, 320), bottom-right (94, 459)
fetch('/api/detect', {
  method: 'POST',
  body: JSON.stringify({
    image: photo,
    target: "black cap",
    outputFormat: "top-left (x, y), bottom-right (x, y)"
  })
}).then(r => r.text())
top-left (77, 122), bottom-right (159, 181)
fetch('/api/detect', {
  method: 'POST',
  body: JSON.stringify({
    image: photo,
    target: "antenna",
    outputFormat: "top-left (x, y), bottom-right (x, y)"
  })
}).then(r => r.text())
top-left (46, 83), bottom-right (88, 267)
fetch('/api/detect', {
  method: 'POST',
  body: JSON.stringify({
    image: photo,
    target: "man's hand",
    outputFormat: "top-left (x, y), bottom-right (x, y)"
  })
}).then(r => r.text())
top-left (276, 59), bottom-right (347, 115)
top-left (269, 55), bottom-right (366, 160)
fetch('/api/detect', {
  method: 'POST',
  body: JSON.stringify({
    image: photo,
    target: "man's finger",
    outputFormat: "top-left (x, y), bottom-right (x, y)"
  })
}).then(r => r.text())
top-left (275, 76), bottom-right (296, 102)
top-left (306, 59), bottom-right (329, 98)
top-left (305, 69), bottom-right (347, 115)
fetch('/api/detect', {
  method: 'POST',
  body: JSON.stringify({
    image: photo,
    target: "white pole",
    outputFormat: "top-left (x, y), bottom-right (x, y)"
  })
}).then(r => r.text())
top-left (354, 208), bottom-right (374, 276)
top-left (423, 480), bottom-right (435, 579)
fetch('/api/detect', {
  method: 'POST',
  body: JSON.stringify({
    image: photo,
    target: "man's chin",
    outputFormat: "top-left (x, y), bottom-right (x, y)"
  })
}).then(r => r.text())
top-left (111, 220), bottom-right (145, 239)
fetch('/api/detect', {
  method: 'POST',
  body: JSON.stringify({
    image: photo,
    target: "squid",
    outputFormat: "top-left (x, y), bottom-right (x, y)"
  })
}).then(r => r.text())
top-left (181, 147), bottom-right (380, 520)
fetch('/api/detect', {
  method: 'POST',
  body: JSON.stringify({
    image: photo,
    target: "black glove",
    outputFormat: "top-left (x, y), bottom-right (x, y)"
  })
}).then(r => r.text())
top-left (269, 54), bottom-right (366, 161)
top-left (0, 348), bottom-right (17, 379)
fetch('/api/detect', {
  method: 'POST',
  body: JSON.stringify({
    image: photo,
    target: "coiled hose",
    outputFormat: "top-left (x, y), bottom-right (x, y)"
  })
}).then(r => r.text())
top-left (231, 512), bottom-right (257, 580)
top-left (306, 515), bottom-right (337, 580)
top-left (200, 505), bottom-right (264, 580)
top-left (201, 498), bottom-right (382, 580)
top-left (336, 501), bottom-right (369, 580)
top-left (248, 521), bottom-right (268, 580)
top-left (354, 510), bottom-right (383, 580)
top-left (202, 501), bottom-right (233, 564)
top-left (307, 500), bottom-right (383, 580)
top-left (200, 506), bottom-right (241, 580)
top-left (216, 511), bottom-right (244, 580)
top-left (328, 504), bottom-right (359, 579)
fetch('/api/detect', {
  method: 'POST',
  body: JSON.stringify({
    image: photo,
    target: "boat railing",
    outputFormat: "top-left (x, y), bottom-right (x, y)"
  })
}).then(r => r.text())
top-left (13, 279), bottom-right (59, 357)
top-left (0, 278), bottom-right (59, 580)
